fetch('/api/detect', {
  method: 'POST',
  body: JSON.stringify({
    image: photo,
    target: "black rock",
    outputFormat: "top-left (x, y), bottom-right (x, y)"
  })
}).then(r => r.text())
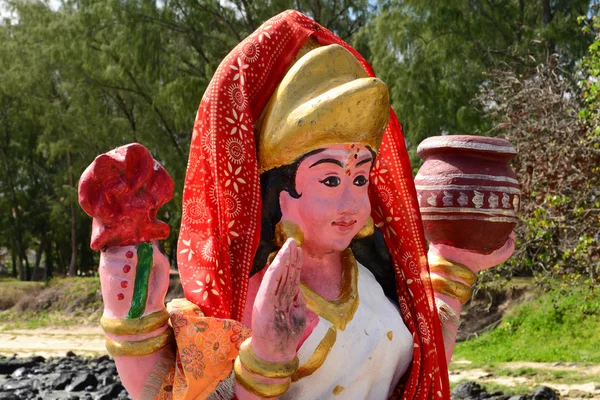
top-left (10, 367), bottom-right (28, 378)
top-left (532, 386), bottom-right (558, 400)
top-left (96, 355), bottom-right (111, 363)
top-left (99, 375), bottom-right (115, 386)
top-left (0, 359), bottom-right (37, 375)
top-left (52, 372), bottom-right (75, 390)
top-left (1, 378), bottom-right (33, 391)
top-left (94, 382), bottom-right (125, 400)
top-left (66, 351), bottom-right (77, 358)
top-left (452, 382), bottom-right (485, 399)
top-left (66, 373), bottom-right (98, 392)
top-left (0, 393), bottom-right (19, 400)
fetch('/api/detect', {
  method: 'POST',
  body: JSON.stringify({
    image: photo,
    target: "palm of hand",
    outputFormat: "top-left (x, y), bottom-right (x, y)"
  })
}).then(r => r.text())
top-left (251, 238), bottom-right (306, 362)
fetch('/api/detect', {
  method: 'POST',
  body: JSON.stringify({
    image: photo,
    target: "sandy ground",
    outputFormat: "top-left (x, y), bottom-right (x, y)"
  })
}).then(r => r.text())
top-left (450, 360), bottom-right (600, 399)
top-left (1, 327), bottom-right (598, 398)
top-left (0, 326), bottom-right (106, 358)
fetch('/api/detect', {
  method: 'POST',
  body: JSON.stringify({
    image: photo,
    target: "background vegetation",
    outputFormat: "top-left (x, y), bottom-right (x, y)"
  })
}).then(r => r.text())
top-left (0, 0), bottom-right (598, 286)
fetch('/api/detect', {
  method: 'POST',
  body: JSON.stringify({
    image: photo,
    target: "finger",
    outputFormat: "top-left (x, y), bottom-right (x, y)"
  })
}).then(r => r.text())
top-left (259, 247), bottom-right (290, 301)
top-left (292, 247), bottom-right (303, 288)
top-left (279, 241), bottom-right (298, 299)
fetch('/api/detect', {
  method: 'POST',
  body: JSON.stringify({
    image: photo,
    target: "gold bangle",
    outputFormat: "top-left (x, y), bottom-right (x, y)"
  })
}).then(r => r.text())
top-left (105, 328), bottom-right (174, 357)
top-left (100, 309), bottom-right (171, 336)
top-left (428, 255), bottom-right (478, 286)
top-left (234, 357), bottom-right (291, 398)
top-left (238, 338), bottom-right (299, 378)
top-left (430, 274), bottom-right (473, 305)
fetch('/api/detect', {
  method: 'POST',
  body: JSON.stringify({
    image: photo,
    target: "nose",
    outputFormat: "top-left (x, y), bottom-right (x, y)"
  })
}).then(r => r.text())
top-left (338, 184), bottom-right (358, 215)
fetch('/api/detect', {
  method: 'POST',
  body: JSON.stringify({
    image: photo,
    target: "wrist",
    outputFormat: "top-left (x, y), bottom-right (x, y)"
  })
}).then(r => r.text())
top-left (250, 337), bottom-right (297, 364)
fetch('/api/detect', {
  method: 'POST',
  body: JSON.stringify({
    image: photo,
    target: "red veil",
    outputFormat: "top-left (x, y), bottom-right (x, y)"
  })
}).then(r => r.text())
top-left (177, 10), bottom-right (449, 399)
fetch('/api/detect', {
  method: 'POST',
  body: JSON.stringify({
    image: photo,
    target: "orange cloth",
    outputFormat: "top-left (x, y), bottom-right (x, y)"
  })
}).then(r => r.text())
top-left (146, 299), bottom-right (250, 400)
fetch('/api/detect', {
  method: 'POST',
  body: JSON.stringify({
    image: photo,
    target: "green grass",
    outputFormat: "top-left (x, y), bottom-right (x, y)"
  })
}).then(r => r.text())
top-left (454, 284), bottom-right (600, 363)
top-left (0, 277), bottom-right (102, 329)
top-left (0, 278), bottom-right (46, 310)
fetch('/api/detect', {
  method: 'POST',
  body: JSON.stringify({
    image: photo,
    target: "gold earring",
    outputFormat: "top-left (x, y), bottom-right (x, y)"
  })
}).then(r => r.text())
top-left (274, 220), bottom-right (305, 247)
top-left (354, 216), bottom-right (374, 239)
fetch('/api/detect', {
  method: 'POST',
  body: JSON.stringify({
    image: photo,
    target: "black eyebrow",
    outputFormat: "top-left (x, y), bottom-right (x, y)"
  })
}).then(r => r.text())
top-left (356, 157), bottom-right (373, 167)
top-left (309, 158), bottom-right (344, 168)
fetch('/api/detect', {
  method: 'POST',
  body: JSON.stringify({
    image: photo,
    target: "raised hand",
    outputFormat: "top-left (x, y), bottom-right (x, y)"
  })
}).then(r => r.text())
top-left (429, 232), bottom-right (516, 273)
top-left (250, 238), bottom-right (306, 363)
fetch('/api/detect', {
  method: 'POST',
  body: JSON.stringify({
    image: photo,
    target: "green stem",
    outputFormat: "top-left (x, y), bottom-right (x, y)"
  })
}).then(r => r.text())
top-left (126, 242), bottom-right (153, 319)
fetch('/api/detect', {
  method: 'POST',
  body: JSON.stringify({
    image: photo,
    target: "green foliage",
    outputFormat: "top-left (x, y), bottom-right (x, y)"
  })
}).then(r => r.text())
top-left (454, 284), bottom-right (600, 363)
top-left (0, 0), bottom-right (371, 280)
top-left (356, 0), bottom-right (594, 162)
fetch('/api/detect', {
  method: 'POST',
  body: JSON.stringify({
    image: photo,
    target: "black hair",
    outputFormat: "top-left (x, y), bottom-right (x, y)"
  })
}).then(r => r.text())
top-left (251, 149), bottom-right (399, 306)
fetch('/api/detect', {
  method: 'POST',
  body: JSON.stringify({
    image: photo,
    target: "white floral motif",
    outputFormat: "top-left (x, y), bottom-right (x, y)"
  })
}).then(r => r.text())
top-left (179, 239), bottom-right (195, 262)
top-left (226, 138), bottom-right (246, 165)
top-left (372, 159), bottom-right (388, 185)
top-left (191, 273), bottom-right (220, 301)
top-left (241, 40), bottom-right (260, 63)
top-left (201, 129), bottom-right (214, 156)
top-left (402, 252), bottom-right (420, 275)
top-left (416, 312), bottom-right (431, 345)
top-left (226, 219), bottom-right (240, 245)
top-left (223, 190), bottom-right (241, 218)
top-left (182, 197), bottom-right (209, 225)
top-left (225, 109), bottom-right (249, 138)
top-left (374, 206), bottom-right (401, 237)
top-left (228, 84), bottom-right (248, 111)
top-left (229, 57), bottom-right (249, 85)
top-left (258, 25), bottom-right (272, 43)
top-left (377, 185), bottom-right (394, 207)
top-left (201, 238), bottom-right (216, 262)
top-left (223, 162), bottom-right (246, 192)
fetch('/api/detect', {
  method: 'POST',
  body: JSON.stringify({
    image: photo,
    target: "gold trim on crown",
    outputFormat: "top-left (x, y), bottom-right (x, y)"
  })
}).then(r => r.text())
top-left (257, 44), bottom-right (390, 173)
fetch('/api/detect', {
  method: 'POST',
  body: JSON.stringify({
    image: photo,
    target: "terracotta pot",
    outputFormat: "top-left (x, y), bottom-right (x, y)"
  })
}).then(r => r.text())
top-left (415, 135), bottom-right (520, 254)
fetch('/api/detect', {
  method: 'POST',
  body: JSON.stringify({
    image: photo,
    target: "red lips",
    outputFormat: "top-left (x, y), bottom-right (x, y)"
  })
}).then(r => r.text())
top-left (332, 220), bottom-right (356, 232)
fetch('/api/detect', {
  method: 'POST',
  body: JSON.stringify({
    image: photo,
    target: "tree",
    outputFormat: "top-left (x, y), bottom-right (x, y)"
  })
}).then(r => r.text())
top-left (356, 0), bottom-right (595, 162)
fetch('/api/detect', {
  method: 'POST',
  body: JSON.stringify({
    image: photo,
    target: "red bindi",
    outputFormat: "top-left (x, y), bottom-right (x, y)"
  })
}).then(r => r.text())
top-left (126, 251), bottom-right (134, 259)
top-left (123, 264), bottom-right (131, 273)
top-left (117, 293), bottom-right (125, 301)
top-left (121, 281), bottom-right (128, 289)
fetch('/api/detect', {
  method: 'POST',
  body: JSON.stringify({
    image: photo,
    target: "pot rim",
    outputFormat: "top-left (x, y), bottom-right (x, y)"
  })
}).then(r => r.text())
top-left (417, 135), bottom-right (516, 158)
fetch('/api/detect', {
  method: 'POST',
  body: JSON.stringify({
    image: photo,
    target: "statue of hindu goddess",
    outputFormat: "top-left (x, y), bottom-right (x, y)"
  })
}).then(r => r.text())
top-left (78, 10), bottom-right (515, 400)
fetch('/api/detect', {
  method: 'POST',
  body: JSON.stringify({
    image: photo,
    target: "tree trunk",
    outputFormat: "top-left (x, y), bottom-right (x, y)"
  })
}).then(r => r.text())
top-left (67, 150), bottom-right (78, 277)
top-left (32, 226), bottom-right (47, 281)
top-left (44, 238), bottom-right (53, 282)
top-left (541, 0), bottom-right (552, 25)
top-left (517, 0), bottom-right (525, 42)
top-left (10, 240), bottom-right (17, 278)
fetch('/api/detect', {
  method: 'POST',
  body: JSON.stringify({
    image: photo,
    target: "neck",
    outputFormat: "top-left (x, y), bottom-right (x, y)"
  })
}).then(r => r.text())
top-left (300, 245), bottom-right (343, 301)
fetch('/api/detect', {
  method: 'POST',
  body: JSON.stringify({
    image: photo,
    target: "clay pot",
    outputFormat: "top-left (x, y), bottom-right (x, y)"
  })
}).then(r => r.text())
top-left (415, 135), bottom-right (520, 254)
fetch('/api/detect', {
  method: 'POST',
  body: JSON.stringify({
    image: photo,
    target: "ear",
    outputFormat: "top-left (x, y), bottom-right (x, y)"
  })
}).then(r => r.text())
top-left (279, 190), bottom-right (293, 218)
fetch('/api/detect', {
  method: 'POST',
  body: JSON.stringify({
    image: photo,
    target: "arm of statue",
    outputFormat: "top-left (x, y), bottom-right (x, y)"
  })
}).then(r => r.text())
top-left (99, 243), bottom-right (173, 399)
top-left (428, 233), bottom-right (515, 365)
top-left (235, 238), bottom-right (307, 399)
top-left (78, 144), bottom-right (176, 399)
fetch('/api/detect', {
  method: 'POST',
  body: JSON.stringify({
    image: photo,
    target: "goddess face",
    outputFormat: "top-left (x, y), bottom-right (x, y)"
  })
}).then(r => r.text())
top-left (279, 143), bottom-right (374, 256)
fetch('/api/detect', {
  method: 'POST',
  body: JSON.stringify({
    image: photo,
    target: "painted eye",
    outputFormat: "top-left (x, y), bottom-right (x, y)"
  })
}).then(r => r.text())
top-left (320, 176), bottom-right (341, 187)
top-left (354, 175), bottom-right (368, 187)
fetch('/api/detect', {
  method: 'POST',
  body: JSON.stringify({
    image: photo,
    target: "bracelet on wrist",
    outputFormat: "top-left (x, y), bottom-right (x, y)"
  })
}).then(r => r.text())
top-left (430, 274), bottom-right (472, 305)
top-left (238, 338), bottom-right (299, 379)
top-left (234, 357), bottom-right (291, 398)
top-left (428, 255), bottom-right (477, 286)
top-left (101, 309), bottom-right (171, 336)
top-left (105, 328), bottom-right (174, 357)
